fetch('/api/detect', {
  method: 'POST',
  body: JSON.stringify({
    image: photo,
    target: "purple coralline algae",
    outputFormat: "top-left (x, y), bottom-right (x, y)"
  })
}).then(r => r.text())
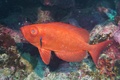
top-left (90, 21), bottom-right (117, 42)
top-left (113, 23), bottom-right (120, 44)
top-left (96, 41), bottom-right (120, 80)
top-left (0, 24), bottom-right (35, 79)
top-left (0, 24), bottom-right (26, 43)
top-left (90, 21), bottom-right (120, 79)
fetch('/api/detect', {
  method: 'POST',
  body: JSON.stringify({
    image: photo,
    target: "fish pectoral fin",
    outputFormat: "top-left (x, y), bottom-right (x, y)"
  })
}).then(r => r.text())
top-left (38, 48), bottom-right (51, 65)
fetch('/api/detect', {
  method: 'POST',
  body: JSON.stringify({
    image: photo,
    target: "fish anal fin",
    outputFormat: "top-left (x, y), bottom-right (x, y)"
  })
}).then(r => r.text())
top-left (55, 50), bottom-right (87, 62)
top-left (38, 48), bottom-right (51, 65)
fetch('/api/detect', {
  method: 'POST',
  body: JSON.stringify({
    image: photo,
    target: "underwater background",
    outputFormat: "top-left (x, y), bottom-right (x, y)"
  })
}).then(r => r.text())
top-left (0, 0), bottom-right (120, 80)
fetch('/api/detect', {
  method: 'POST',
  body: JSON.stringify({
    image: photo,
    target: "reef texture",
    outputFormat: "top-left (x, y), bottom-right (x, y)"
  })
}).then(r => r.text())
top-left (0, 24), bottom-right (26, 43)
top-left (0, 0), bottom-right (120, 80)
top-left (0, 21), bottom-right (120, 80)
top-left (90, 21), bottom-right (120, 80)
top-left (35, 8), bottom-right (54, 23)
top-left (0, 24), bottom-right (34, 79)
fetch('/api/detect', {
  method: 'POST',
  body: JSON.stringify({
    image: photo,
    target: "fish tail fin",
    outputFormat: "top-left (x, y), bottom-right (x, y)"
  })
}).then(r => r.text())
top-left (89, 40), bottom-right (112, 66)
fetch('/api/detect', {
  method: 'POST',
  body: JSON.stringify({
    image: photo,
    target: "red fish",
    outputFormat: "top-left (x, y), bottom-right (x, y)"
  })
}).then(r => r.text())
top-left (20, 22), bottom-right (112, 66)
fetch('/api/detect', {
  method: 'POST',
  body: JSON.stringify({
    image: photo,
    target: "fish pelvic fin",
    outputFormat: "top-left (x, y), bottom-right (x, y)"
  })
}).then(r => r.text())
top-left (38, 48), bottom-right (51, 65)
top-left (89, 40), bottom-right (112, 66)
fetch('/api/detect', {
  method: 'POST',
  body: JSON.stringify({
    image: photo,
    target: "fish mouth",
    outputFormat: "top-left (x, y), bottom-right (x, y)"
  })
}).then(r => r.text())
top-left (19, 27), bottom-right (28, 43)
top-left (20, 27), bottom-right (24, 33)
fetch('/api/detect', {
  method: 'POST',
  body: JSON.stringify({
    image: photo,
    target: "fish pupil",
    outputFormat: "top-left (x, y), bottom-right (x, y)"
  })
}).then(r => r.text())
top-left (31, 29), bottom-right (37, 35)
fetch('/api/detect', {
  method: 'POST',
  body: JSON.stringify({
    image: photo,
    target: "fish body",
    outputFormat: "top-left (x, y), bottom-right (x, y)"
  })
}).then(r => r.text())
top-left (20, 22), bottom-right (111, 65)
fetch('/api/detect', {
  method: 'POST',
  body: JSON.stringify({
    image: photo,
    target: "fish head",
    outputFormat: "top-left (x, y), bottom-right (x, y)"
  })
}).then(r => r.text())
top-left (20, 24), bottom-right (43, 47)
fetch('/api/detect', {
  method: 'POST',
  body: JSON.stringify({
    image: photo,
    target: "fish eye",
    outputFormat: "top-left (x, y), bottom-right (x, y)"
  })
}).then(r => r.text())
top-left (30, 28), bottom-right (38, 35)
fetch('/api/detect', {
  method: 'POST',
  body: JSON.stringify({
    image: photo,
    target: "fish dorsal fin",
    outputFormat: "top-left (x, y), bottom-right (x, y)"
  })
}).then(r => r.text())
top-left (58, 22), bottom-right (89, 42)
top-left (38, 48), bottom-right (51, 65)
top-left (73, 27), bottom-right (89, 42)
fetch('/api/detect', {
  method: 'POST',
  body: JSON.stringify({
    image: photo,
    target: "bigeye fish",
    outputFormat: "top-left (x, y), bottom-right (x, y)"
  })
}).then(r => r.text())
top-left (20, 22), bottom-right (112, 66)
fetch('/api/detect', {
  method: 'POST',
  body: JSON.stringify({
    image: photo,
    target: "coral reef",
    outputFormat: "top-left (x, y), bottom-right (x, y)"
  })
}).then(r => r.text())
top-left (90, 21), bottom-right (120, 79)
top-left (0, 24), bottom-right (36, 79)
top-left (113, 23), bottom-right (120, 44)
top-left (0, 45), bottom-right (29, 80)
top-left (90, 21), bottom-right (117, 42)
top-left (35, 8), bottom-right (54, 23)
top-left (1, 21), bottom-right (118, 80)
top-left (0, 24), bottom-right (26, 43)
top-left (0, 0), bottom-right (120, 80)
top-left (0, 11), bottom-right (119, 80)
